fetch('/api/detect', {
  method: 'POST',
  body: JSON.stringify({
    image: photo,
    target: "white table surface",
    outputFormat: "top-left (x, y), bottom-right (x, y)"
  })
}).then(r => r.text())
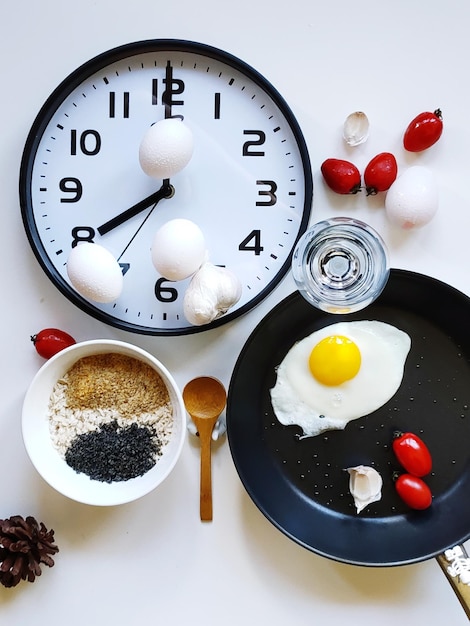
top-left (2, 0), bottom-right (470, 623)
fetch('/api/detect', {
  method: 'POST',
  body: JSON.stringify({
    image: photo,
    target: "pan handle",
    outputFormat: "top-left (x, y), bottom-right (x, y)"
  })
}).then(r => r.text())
top-left (436, 544), bottom-right (470, 620)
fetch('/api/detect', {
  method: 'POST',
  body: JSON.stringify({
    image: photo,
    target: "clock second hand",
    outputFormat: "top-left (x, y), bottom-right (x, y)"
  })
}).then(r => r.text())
top-left (97, 181), bottom-right (174, 236)
top-left (115, 201), bottom-right (158, 263)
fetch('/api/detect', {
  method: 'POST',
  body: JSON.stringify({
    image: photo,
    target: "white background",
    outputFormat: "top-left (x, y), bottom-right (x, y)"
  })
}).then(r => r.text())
top-left (2, 0), bottom-right (470, 623)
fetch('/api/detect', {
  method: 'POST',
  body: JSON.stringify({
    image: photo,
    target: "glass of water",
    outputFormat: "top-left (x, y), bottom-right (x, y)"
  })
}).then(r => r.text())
top-left (292, 217), bottom-right (389, 314)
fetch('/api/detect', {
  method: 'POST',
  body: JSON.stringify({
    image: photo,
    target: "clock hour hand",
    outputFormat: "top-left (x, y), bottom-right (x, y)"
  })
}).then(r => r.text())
top-left (97, 182), bottom-right (174, 236)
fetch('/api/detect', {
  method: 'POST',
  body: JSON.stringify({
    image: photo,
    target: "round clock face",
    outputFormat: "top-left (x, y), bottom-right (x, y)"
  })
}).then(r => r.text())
top-left (20, 40), bottom-right (313, 335)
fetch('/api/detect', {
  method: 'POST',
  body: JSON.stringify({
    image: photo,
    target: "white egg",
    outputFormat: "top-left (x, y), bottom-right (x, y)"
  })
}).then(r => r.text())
top-left (67, 242), bottom-right (123, 303)
top-left (385, 165), bottom-right (438, 229)
top-left (151, 218), bottom-right (207, 281)
top-left (139, 118), bottom-right (194, 179)
top-left (270, 320), bottom-right (411, 438)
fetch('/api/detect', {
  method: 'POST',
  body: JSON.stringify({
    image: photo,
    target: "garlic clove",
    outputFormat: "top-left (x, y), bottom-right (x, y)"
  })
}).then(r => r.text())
top-left (183, 262), bottom-right (242, 326)
top-left (346, 465), bottom-right (382, 514)
top-left (209, 267), bottom-right (242, 312)
top-left (343, 112), bottom-right (370, 146)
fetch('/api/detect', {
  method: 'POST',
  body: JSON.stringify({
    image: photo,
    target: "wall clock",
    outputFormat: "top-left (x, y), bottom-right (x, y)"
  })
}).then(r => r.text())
top-left (20, 39), bottom-right (313, 335)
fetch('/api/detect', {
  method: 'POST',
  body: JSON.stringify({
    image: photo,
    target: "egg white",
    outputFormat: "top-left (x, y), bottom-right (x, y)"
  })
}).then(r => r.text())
top-left (270, 320), bottom-right (411, 438)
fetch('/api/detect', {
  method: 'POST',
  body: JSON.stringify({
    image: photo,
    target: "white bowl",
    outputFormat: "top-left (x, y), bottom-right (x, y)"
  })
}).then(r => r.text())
top-left (22, 339), bottom-right (186, 506)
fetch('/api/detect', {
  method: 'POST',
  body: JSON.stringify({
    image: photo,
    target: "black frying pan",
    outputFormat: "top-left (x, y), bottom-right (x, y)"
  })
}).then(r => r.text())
top-left (226, 269), bottom-right (470, 615)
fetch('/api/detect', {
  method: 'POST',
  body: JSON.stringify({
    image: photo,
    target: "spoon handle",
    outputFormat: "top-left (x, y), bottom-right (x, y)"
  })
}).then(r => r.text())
top-left (196, 419), bottom-right (214, 521)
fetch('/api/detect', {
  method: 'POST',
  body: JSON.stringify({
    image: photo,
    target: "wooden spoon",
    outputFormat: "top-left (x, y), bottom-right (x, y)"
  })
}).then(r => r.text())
top-left (183, 376), bottom-right (227, 521)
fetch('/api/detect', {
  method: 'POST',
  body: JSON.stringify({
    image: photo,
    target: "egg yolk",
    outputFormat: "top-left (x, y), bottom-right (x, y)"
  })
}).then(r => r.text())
top-left (308, 335), bottom-right (361, 386)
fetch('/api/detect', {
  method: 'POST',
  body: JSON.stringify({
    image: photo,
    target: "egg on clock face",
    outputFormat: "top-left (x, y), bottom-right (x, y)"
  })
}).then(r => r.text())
top-left (66, 242), bottom-right (123, 304)
top-left (270, 320), bottom-right (411, 438)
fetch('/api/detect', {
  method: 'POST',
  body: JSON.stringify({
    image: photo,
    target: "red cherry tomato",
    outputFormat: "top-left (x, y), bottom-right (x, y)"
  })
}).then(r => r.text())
top-left (31, 328), bottom-right (76, 359)
top-left (320, 158), bottom-right (361, 195)
top-left (364, 152), bottom-right (398, 195)
top-left (392, 430), bottom-right (432, 477)
top-left (403, 109), bottom-right (443, 152)
top-left (394, 473), bottom-right (432, 510)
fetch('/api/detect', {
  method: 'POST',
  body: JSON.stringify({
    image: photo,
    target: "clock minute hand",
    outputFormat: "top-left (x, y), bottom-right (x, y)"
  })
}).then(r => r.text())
top-left (97, 181), bottom-right (174, 236)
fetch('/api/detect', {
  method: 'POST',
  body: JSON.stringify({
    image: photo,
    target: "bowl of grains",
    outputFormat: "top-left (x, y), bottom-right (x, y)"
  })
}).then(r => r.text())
top-left (21, 339), bottom-right (186, 506)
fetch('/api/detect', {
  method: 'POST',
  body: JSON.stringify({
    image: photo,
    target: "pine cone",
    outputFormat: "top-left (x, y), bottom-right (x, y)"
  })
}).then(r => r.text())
top-left (0, 515), bottom-right (59, 588)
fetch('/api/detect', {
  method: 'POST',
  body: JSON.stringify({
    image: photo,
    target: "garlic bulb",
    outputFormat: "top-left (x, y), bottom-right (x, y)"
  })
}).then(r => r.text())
top-left (183, 262), bottom-right (242, 325)
top-left (343, 112), bottom-right (370, 146)
top-left (346, 465), bottom-right (382, 514)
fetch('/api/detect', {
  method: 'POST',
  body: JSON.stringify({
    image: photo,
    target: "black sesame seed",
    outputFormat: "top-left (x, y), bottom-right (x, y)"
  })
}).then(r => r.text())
top-left (65, 421), bottom-right (161, 482)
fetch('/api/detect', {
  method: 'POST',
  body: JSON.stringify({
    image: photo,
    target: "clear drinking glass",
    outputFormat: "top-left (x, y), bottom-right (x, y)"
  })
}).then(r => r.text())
top-left (292, 217), bottom-right (389, 314)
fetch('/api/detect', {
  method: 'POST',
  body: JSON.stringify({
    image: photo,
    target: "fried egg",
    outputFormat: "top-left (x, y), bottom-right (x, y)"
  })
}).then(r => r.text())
top-left (270, 320), bottom-right (411, 438)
